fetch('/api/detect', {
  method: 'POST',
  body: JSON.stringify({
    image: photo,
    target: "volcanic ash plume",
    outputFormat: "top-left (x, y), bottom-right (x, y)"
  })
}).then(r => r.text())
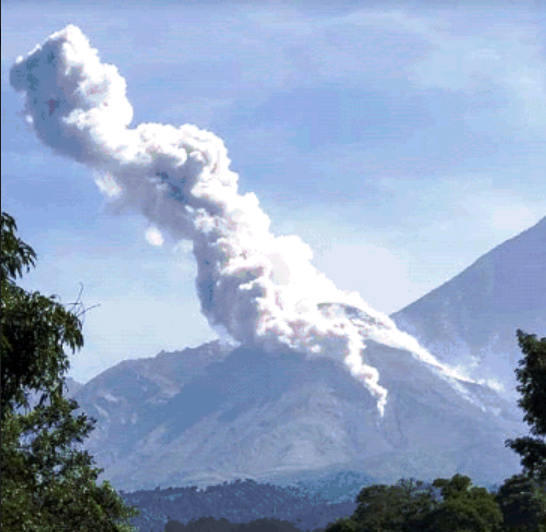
top-left (10, 25), bottom-right (471, 417)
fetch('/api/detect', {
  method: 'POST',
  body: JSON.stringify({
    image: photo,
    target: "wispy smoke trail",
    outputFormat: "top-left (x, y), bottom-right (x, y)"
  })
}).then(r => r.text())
top-left (10, 25), bottom-right (474, 417)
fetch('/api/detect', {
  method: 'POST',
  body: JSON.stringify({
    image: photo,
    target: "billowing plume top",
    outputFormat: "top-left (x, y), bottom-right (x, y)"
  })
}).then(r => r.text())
top-left (10, 25), bottom-right (474, 417)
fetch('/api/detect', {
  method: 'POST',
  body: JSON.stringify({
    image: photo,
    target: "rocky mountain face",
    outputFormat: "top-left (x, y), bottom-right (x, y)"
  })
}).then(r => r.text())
top-left (391, 216), bottom-right (546, 403)
top-left (72, 337), bottom-right (525, 493)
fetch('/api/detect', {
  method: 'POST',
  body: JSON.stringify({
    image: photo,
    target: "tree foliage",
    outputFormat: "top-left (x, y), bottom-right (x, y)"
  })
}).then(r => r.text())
top-left (1, 211), bottom-right (84, 419)
top-left (0, 211), bottom-right (139, 531)
top-left (493, 474), bottom-right (546, 532)
top-left (422, 474), bottom-right (504, 532)
top-left (329, 474), bottom-right (503, 532)
top-left (323, 477), bottom-right (442, 532)
top-left (505, 330), bottom-right (546, 486)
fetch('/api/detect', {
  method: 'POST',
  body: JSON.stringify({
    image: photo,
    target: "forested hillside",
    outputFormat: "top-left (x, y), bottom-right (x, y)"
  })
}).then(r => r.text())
top-left (120, 477), bottom-right (361, 532)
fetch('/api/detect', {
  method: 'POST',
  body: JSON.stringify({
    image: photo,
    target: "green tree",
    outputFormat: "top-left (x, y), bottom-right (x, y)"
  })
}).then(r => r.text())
top-left (492, 329), bottom-right (546, 532)
top-left (1, 211), bottom-right (139, 532)
top-left (493, 474), bottom-right (546, 532)
top-left (1, 212), bottom-right (82, 418)
top-left (323, 517), bottom-right (359, 532)
top-left (422, 474), bottom-right (504, 532)
top-left (505, 330), bottom-right (546, 486)
top-left (345, 477), bottom-right (440, 532)
top-left (339, 473), bottom-right (503, 532)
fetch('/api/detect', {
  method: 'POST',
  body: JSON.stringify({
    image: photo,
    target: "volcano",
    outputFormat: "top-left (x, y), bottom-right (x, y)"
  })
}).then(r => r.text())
top-left (10, 25), bottom-right (540, 498)
top-left (73, 333), bottom-right (524, 493)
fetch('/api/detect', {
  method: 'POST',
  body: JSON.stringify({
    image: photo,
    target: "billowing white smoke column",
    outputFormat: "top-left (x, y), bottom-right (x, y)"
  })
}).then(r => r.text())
top-left (10, 25), bottom-right (474, 417)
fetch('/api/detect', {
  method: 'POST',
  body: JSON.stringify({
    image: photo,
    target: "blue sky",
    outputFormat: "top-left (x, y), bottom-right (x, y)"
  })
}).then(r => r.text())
top-left (2, 0), bottom-right (545, 384)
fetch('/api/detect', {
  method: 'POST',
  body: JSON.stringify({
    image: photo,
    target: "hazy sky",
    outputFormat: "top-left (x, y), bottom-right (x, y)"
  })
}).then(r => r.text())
top-left (2, 0), bottom-right (545, 384)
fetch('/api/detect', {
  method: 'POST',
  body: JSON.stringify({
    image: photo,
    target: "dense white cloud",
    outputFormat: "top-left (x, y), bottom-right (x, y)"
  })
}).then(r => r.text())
top-left (8, 24), bottom-right (483, 416)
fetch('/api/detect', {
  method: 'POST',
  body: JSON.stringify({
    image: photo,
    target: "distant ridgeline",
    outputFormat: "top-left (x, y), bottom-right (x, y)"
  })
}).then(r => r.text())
top-left (120, 475), bottom-right (368, 532)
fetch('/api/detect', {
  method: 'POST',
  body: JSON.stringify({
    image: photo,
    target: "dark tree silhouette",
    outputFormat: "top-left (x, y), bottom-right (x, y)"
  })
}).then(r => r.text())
top-left (493, 473), bottom-right (546, 532)
top-left (505, 329), bottom-right (546, 486)
top-left (1, 211), bottom-right (139, 532)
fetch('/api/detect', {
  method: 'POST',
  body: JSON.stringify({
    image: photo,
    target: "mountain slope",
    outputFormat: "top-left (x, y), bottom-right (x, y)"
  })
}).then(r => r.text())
top-left (73, 339), bottom-right (524, 493)
top-left (70, 220), bottom-right (545, 494)
top-left (391, 216), bottom-right (546, 401)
